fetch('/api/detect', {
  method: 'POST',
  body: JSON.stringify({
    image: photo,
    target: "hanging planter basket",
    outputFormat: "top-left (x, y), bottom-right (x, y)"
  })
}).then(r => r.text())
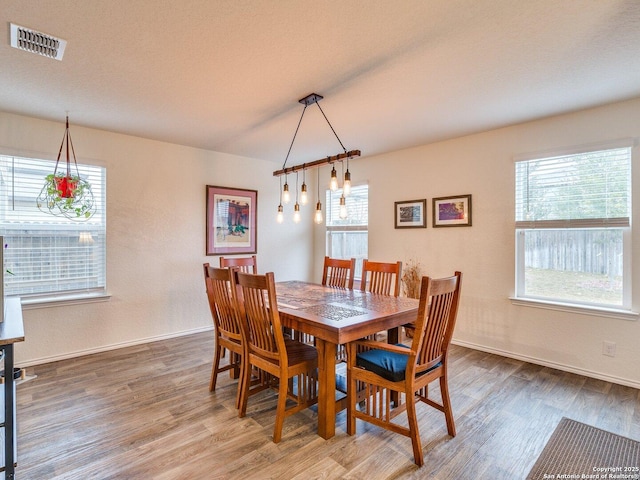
top-left (37, 173), bottom-right (95, 220)
top-left (36, 116), bottom-right (97, 221)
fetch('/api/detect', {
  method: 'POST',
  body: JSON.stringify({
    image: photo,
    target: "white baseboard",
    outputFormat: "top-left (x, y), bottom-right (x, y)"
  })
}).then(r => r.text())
top-left (17, 325), bottom-right (214, 368)
top-left (452, 339), bottom-right (640, 390)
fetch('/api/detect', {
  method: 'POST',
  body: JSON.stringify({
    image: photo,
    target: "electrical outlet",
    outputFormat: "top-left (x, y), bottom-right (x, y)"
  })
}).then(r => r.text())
top-left (602, 341), bottom-right (616, 357)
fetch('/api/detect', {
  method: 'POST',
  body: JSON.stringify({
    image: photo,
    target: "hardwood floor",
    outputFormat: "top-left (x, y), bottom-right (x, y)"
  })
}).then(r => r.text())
top-left (14, 331), bottom-right (640, 479)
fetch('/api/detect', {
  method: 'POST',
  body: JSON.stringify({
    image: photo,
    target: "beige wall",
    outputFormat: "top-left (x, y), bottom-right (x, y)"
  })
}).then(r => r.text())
top-left (321, 97), bottom-right (640, 388)
top-left (0, 111), bottom-right (314, 365)
top-left (3, 96), bottom-right (640, 389)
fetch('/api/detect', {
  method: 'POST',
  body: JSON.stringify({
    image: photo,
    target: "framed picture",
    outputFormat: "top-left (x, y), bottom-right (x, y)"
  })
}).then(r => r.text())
top-left (394, 199), bottom-right (427, 229)
top-left (206, 185), bottom-right (257, 255)
top-left (432, 194), bottom-right (472, 227)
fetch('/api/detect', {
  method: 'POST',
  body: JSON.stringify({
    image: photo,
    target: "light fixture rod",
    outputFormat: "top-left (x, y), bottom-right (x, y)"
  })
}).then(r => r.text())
top-left (273, 149), bottom-right (361, 177)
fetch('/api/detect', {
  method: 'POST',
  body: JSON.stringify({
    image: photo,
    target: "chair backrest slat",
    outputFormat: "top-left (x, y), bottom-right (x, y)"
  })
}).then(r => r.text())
top-left (412, 272), bottom-right (462, 373)
top-left (235, 271), bottom-right (285, 363)
top-left (322, 256), bottom-right (356, 289)
top-left (203, 263), bottom-right (242, 341)
top-left (360, 259), bottom-right (402, 297)
top-left (220, 255), bottom-right (257, 274)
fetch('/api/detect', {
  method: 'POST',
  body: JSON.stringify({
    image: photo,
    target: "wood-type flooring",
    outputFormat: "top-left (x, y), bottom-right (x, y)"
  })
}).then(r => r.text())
top-left (14, 331), bottom-right (640, 479)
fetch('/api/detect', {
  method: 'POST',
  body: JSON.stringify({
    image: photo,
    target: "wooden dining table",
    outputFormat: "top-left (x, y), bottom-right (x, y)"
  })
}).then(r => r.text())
top-left (275, 281), bottom-right (419, 439)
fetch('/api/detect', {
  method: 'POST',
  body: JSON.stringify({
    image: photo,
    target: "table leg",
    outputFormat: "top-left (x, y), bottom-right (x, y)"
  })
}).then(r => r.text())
top-left (315, 339), bottom-right (336, 439)
top-left (229, 352), bottom-right (240, 379)
top-left (387, 326), bottom-right (399, 344)
top-left (387, 327), bottom-right (400, 406)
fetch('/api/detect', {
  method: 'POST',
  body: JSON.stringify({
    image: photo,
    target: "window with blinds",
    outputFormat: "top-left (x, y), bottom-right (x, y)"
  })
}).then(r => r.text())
top-left (326, 184), bottom-right (368, 279)
top-left (0, 154), bottom-right (106, 300)
top-left (514, 143), bottom-right (632, 309)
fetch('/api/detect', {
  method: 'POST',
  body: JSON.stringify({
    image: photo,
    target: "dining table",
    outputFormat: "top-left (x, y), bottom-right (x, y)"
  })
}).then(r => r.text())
top-left (275, 281), bottom-right (419, 439)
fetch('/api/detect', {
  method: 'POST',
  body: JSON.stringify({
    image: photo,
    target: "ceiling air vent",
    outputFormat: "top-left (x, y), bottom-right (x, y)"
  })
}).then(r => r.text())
top-left (10, 23), bottom-right (67, 61)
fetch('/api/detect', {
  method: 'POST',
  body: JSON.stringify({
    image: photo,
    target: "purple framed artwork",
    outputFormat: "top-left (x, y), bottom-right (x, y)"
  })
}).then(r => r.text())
top-left (206, 185), bottom-right (257, 255)
top-left (432, 194), bottom-right (472, 227)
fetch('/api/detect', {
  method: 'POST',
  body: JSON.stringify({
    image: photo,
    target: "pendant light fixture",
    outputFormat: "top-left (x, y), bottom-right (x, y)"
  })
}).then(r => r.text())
top-left (329, 164), bottom-right (338, 191)
top-left (282, 174), bottom-right (291, 204)
top-left (277, 204), bottom-right (284, 223)
top-left (293, 172), bottom-right (301, 223)
top-left (337, 161), bottom-right (349, 219)
top-left (343, 156), bottom-right (352, 196)
top-left (314, 168), bottom-right (323, 225)
top-left (276, 176), bottom-right (284, 223)
top-left (273, 93), bottom-right (362, 224)
top-left (300, 166), bottom-right (308, 205)
top-left (339, 194), bottom-right (348, 219)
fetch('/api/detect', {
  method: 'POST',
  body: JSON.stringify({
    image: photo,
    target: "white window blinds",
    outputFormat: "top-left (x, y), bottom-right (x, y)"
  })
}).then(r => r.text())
top-left (515, 146), bottom-right (631, 229)
top-left (0, 154), bottom-right (106, 298)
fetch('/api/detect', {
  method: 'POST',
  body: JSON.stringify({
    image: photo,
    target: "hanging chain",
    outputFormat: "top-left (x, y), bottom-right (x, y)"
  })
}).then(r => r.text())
top-left (53, 116), bottom-right (82, 178)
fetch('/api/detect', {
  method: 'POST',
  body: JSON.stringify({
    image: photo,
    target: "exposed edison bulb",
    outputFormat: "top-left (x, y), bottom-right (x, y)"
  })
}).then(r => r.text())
top-left (329, 166), bottom-right (338, 191)
top-left (300, 182), bottom-right (308, 205)
top-left (293, 203), bottom-right (301, 223)
top-left (276, 204), bottom-right (284, 223)
top-left (282, 181), bottom-right (291, 204)
top-left (343, 169), bottom-right (351, 196)
top-left (339, 195), bottom-right (347, 219)
top-left (314, 201), bottom-right (323, 224)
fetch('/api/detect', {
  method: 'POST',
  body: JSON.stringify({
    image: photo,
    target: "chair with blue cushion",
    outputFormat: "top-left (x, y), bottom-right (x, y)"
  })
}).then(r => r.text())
top-left (346, 271), bottom-right (462, 466)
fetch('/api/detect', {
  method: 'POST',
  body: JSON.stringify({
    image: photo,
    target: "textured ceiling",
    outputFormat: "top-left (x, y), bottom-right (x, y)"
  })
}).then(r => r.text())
top-left (1, 0), bottom-right (640, 165)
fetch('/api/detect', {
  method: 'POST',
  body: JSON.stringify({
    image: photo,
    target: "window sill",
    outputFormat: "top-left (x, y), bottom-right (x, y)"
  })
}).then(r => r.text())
top-left (16, 292), bottom-right (111, 310)
top-left (509, 297), bottom-right (638, 321)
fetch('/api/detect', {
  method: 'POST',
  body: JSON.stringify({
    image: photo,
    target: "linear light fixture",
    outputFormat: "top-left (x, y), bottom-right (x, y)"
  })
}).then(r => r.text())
top-left (273, 93), bottom-right (361, 224)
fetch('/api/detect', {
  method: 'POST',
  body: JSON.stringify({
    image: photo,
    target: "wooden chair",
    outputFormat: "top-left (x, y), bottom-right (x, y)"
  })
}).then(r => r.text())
top-left (202, 264), bottom-right (245, 409)
top-left (337, 260), bottom-right (402, 395)
top-left (346, 271), bottom-right (462, 466)
top-left (234, 271), bottom-right (319, 443)
top-left (360, 259), bottom-right (402, 297)
top-left (322, 256), bottom-right (356, 289)
top-left (219, 255), bottom-right (257, 274)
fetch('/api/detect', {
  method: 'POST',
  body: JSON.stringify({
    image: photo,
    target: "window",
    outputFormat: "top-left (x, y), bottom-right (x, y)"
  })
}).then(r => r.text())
top-left (0, 154), bottom-right (107, 302)
top-left (514, 142), bottom-right (631, 310)
top-left (326, 184), bottom-right (368, 278)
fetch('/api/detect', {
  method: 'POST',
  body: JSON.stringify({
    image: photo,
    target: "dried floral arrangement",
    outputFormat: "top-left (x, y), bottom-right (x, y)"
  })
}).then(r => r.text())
top-left (401, 258), bottom-right (422, 338)
top-left (401, 258), bottom-right (422, 299)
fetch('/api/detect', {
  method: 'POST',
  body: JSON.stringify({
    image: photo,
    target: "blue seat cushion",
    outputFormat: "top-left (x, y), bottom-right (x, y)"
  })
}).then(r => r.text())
top-left (356, 344), bottom-right (411, 382)
top-left (356, 344), bottom-right (443, 383)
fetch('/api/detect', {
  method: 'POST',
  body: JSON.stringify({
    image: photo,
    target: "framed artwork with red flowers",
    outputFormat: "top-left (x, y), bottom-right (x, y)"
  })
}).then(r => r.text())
top-left (206, 185), bottom-right (257, 255)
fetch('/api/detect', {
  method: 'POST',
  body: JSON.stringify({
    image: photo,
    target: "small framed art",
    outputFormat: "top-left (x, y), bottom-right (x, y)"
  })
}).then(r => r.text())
top-left (432, 194), bottom-right (472, 227)
top-left (206, 185), bottom-right (257, 255)
top-left (394, 199), bottom-right (427, 229)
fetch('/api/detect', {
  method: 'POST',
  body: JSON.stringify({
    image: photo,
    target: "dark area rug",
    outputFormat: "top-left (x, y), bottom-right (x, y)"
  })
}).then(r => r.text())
top-left (527, 417), bottom-right (640, 479)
